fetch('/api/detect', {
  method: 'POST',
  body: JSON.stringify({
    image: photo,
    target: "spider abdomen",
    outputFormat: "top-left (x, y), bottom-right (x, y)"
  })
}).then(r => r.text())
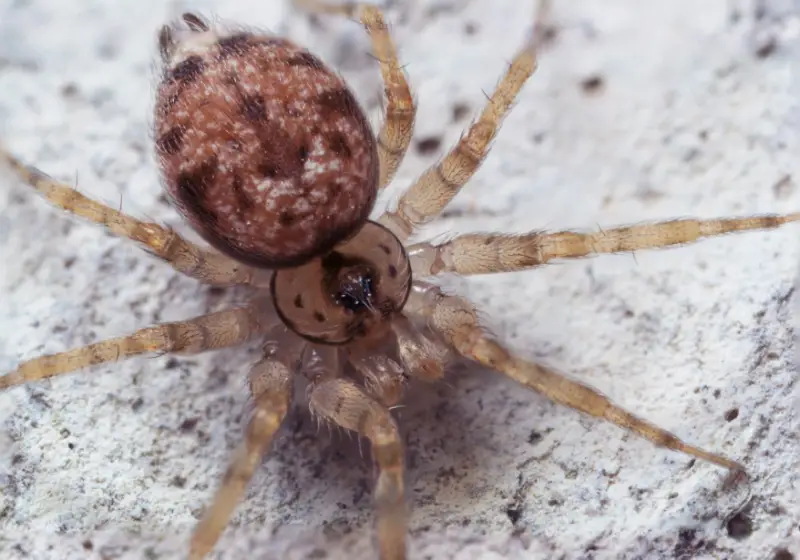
top-left (154, 19), bottom-right (379, 269)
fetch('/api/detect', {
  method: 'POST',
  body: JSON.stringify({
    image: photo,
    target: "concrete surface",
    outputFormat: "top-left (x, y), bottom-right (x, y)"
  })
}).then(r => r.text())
top-left (1, 0), bottom-right (798, 559)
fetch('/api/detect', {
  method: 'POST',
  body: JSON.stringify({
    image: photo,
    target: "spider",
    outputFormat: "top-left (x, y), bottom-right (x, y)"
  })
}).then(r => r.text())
top-left (0, 1), bottom-right (797, 559)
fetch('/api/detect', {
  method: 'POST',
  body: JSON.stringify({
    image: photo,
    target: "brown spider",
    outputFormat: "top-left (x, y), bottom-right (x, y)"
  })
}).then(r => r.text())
top-left (0, 1), bottom-right (797, 559)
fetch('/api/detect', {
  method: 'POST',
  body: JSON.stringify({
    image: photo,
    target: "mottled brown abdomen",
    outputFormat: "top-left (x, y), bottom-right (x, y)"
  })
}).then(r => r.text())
top-left (154, 27), bottom-right (379, 268)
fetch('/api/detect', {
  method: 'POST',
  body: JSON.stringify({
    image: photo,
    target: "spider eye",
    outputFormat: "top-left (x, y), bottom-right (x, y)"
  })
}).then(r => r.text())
top-left (334, 273), bottom-right (375, 313)
top-left (271, 221), bottom-right (411, 345)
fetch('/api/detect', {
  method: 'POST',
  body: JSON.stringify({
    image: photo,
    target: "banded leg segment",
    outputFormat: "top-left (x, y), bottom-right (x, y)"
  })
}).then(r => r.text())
top-left (0, 299), bottom-right (274, 389)
top-left (294, 0), bottom-right (416, 189)
top-left (1, 147), bottom-right (265, 286)
top-left (405, 282), bottom-right (744, 471)
top-left (380, 0), bottom-right (552, 240)
top-left (189, 340), bottom-right (301, 560)
top-left (309, 378), bottom-right (407, 560)
top-left (407, 213), bottom-right (800, 276)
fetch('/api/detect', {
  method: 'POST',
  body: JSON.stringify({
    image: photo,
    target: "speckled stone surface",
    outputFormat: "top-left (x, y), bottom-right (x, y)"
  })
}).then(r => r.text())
top-left (0, 1), bottom-right (798, 559)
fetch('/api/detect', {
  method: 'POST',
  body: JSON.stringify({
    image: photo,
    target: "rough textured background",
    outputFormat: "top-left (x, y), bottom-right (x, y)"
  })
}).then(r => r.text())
top-left (1, 0), bottom-right (798, 559)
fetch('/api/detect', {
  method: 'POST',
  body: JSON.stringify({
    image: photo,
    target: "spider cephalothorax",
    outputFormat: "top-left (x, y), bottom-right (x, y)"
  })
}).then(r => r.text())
top-left (272, 220), bottom-right (411, 345)
top-left (1, 2), bottom-right (797, 560)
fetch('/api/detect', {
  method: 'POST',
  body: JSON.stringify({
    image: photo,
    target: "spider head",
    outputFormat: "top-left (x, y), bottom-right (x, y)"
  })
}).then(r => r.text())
top-left (271, 221), bottom-right (411, 346)
top-left (327, 257), bottom-right (378, 313)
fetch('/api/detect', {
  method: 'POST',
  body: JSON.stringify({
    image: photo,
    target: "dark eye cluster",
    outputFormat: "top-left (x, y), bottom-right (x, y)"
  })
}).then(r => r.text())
top-left (334, 273), bottom-right (376, 312)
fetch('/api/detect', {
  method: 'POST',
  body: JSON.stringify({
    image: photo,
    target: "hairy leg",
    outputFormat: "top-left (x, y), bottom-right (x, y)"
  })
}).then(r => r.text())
top-left (189, 337), bottom-right (302, 559)
top-left (309, 377), bottom-right (407, 560)
top-left (407, 213), bottom-right (800, 275)
top-left (391, 315), bottom-right (450, 382)
top-left (294, 0), bottom-right (416, 189)
top-left (346, 313), bottom-right (452, 407)
top-left (405, 282), bottom-right (744, 471)
top-left (349, 349), bottom-right (408, 407)
top-left (379, 0), bottom-right (551, 240)
top-left (1, 146), bottom-right (267, 286)
top-left (0, 298), bottom-right (276, 389)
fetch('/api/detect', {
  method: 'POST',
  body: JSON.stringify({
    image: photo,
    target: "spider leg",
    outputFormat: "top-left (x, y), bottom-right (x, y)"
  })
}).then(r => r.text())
top-left (294, 0), bottom-right (416, 190)
top-left (379, 0), bottom-right (552, 240)
top-left (407, 213), bottom-right (800, 275)
top-left (309, 377), bottom-right (407, 560)
top-left (0, 298), bottom-right (275, 390)
top-left (405, 282), bottom-right (744, 472)
top-left (349, 349), bottom-right (408, 407)
top-left (189, 342), bottom-right (298, 560)
top-left (349, 314), bottom-right (452, 408)
top-left (0, 146), bottom-right (267, 286)
top-left (391, 315), bottom-right (450, 382)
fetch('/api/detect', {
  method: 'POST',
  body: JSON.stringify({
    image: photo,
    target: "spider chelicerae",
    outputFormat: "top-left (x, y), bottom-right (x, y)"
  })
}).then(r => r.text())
top-left (1, 1), bottom-right (797, 559)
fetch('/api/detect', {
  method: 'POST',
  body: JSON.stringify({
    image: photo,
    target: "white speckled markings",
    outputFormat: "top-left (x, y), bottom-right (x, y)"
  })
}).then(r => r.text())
top-left (0, 0), bottom-right (798, 559)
